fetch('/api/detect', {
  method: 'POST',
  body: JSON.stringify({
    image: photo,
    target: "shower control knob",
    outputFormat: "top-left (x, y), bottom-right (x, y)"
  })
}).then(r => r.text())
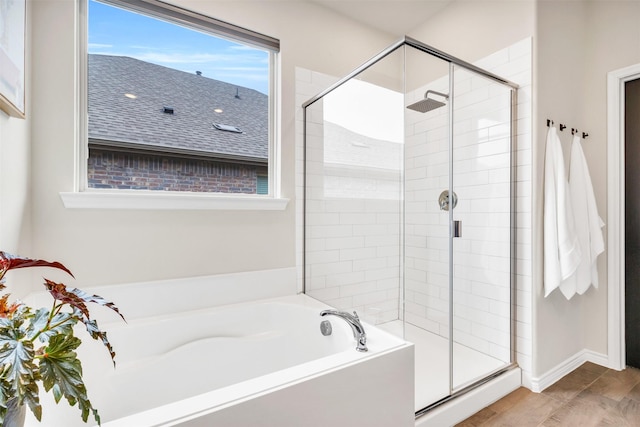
top-left (438, 190), bottom-right (458, 211)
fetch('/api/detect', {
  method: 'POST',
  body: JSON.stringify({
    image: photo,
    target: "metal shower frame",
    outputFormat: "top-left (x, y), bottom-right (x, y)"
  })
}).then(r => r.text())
top-left (302, 35), bottom-right (520, 418)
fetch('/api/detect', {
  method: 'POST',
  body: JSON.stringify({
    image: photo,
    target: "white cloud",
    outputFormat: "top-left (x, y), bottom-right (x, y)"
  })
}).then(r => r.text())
top-left (88, 43), bottom-right (113, 49)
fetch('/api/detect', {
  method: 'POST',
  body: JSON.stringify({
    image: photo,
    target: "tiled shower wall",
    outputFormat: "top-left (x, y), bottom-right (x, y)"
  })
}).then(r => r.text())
top-left (299, 78), bottom-right (403, 325)
top-left (405, 68), bottom-right (515, 365)
top-left (476, 38), bottom-right (533, 377)
top-left (296, 37), bottom-right (532, 379)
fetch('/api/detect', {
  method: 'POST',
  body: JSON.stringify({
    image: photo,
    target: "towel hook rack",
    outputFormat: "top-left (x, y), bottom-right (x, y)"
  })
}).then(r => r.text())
top-left (547, 118), bottom-right (588, 140)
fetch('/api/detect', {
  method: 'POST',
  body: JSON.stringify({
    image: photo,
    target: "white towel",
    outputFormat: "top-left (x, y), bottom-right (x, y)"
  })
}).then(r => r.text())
top-left (543, 126), bottom-right (581, 298)
top-left (564, 135), bottom-right (605, 296)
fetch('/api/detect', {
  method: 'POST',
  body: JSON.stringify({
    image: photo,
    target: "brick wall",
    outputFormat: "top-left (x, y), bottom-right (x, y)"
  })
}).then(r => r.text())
top-left (88, 149), bottom-right (267, 193)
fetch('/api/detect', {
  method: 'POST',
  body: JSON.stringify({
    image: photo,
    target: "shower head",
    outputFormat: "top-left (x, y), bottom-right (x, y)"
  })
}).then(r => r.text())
top-left (406, 90), bottom-right (449, 113)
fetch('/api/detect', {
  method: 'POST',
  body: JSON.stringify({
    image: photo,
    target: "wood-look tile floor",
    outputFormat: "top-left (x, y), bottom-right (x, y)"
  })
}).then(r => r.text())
top-left (456, 362), bottom-right (640, 426)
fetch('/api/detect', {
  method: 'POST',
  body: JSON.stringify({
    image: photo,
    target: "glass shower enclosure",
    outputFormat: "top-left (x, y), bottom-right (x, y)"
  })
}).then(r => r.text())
top-left (302, 36), bottom-right (518, 414)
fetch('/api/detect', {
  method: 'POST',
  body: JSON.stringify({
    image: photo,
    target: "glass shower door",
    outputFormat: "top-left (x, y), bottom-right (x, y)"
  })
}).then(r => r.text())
top-left (450, 64), bottom-right (514, 391)
top-left (403, 45), bottom-right (452, 410)
top-left (303, 47), bottom-right (405, 332)
top-left (303, 38), bottom-right (518, 416)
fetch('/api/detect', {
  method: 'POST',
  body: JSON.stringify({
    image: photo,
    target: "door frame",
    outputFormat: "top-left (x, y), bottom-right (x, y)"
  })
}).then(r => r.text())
top-left (607, 63), bottom-right (640, 371)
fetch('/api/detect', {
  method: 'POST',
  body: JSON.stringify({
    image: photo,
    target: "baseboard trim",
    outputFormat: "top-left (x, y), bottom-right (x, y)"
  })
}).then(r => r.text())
top-left (529, 349), bottom-right (609, 392)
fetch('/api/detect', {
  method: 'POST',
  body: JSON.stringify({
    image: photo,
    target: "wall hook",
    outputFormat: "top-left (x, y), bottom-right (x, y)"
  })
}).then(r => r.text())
top-left (582, 132), bottom-right (589, 139)
top-left (546, 119), bottom-right (554, 127)
top-left (559, 124), bottom-right (567, 131)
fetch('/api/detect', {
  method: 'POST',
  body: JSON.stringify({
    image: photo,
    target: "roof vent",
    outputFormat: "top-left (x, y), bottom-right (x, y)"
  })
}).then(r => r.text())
top-left (196, 71), bottom-right (202, 76)
top-left (213, 123), bottom-right (243, 133)
top-left (163, 106), bottom-right (174, 114)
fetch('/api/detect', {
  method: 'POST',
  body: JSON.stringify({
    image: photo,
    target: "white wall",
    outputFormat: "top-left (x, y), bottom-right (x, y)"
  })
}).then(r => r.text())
top-left (533, 0), bottom-right (591, 380)
top-left (533, 0), bottom-right (640, 380)
top-left (28, 0), bottom-right (394, 290)
top-left (0, 109), bottom-right (30, 257)
top-left (408, 0), bottom-right (535, 65)
top-left (0, 0), bottom-right (32, 297)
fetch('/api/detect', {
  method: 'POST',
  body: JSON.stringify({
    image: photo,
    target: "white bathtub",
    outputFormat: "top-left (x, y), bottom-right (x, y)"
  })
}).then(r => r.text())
top-left (26, 287), bottom-right (414, 426)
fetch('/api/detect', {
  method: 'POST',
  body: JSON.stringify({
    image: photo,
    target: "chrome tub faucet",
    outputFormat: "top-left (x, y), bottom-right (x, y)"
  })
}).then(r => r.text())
top-left (320, 310), bottom-right (368, 352)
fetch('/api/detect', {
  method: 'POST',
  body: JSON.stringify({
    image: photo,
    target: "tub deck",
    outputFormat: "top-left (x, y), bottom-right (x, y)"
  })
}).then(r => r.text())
top-left (25, 292), bottom-right (414, 427)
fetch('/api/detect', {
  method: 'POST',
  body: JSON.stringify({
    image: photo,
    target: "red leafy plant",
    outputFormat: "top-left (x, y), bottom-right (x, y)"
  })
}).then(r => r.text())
top-left (0, 251), bottom-right (125, 425)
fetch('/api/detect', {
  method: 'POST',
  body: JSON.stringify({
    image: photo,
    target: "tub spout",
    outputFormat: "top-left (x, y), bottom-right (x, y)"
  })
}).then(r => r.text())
top-left (320, 310), bottom-right (368, 352)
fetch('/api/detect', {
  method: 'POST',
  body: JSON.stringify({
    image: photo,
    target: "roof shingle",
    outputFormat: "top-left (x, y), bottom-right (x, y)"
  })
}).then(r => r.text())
top-left (88, 54), bottom-right (268, 161)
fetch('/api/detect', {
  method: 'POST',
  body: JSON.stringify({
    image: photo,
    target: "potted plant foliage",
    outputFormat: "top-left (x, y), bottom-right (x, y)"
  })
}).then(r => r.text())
top-left (0, 251), bottom-right (125, 426)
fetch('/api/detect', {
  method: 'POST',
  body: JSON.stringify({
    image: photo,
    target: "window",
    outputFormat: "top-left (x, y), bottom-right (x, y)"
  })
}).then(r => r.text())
top-left (257, 175), bottom-right (268, 195)
top-left (83, 0), bottom-right (279, 197)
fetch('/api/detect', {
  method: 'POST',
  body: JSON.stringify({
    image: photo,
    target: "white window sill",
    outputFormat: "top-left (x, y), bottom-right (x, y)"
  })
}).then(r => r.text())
top-left (59, 191), bottom-right (289, 211)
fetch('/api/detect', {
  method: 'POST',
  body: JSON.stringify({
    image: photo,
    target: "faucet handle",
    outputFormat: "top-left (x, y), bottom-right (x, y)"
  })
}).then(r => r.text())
top-left (352, 310), bottom-right (359, 320)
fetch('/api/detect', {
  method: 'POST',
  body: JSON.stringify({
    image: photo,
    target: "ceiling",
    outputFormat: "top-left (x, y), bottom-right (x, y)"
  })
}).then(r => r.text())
top-left (307, 0), bottom-right (453, 36)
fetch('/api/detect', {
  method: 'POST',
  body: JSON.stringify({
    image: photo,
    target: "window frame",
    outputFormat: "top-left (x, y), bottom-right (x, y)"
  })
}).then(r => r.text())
top-left (65, 0), bottom-right (286, 211)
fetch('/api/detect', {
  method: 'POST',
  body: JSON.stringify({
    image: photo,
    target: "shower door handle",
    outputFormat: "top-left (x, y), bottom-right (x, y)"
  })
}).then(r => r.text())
top-left (453, 220), bottom-right (462, 238)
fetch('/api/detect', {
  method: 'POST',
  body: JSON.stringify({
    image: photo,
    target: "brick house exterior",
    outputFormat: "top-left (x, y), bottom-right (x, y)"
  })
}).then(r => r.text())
top-left (87, 55), bottom-right (269, 194)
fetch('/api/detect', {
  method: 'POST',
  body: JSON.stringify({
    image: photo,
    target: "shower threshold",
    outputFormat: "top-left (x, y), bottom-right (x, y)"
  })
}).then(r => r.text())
top-left (378, 321), bottom-right (508, 412)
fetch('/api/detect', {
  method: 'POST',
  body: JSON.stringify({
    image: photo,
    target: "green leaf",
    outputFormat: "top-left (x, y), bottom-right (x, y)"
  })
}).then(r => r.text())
top-left (68, 287), bottom-right (126, 323)
top-left (39, 334), bottom-right (101, 425)
top-left (83, 318), bottom-right (117, 366)
top-left (0, 318), bottom-right (42, 421)
top-left (40, 334), bottom-right (82, 399)
top-left (0, 375), bottom-right (13, 424)
top-left (27, 308), bottom-right (77, 343)
top-left (44, 281), bottom-right (125, 323)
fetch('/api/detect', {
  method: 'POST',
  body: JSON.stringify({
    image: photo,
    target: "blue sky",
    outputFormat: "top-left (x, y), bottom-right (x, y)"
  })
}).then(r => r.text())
top-left (88, 0), bottom-right (270, 94)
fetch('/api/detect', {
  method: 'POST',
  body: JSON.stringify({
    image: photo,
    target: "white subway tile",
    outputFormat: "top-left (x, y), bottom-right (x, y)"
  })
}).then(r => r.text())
top-left (353, 257), bottom-right (388, 272)
top-left (453, 330), bottom-right (490, 354)
top-left (406, 312), bottom-right (440, 334)
top-left (489, 343), bottom-right (511, 363)
top-left (305, 250), bottom-right (340, 265)
top-left (340, 281), bottom-right (378, 297)
top-left (325, 236), bottom-right (365, 250)
top-left (306, 286), bottom-right (340, 301)
top-left (364, 267), bottom-right (399, 282)
top-left (377, 277), bottom-right (401, 291)
top-left (309, 260), bottom-right (352, 276)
